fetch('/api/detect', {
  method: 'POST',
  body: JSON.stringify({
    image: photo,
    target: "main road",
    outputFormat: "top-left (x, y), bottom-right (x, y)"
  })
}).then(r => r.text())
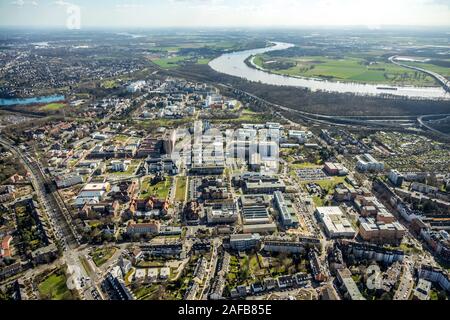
top-left (0, 136), bottom-right (80, 249)
top-left (389, 56), bottom-right (450, 93)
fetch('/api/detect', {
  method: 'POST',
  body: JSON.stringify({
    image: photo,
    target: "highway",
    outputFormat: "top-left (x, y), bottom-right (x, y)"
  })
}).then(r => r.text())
top-left (417, 113), bottom-right (450, 138)
top-left (389, 56), bottom-right (450, 93)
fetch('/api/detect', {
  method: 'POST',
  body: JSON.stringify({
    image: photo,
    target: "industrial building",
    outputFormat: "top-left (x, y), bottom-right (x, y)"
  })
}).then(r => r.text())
top-left (315, 207), bottom-right (356, 239)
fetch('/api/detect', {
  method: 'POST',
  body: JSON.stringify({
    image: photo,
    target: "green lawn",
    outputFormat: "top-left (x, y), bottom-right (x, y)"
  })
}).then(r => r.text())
top-left (110, 162), bottom-right (139, 176)
top-left (254, 54), bottom-right (439, 86)
top-left (175, 176), bottom-right (187, 202)
top-left (113, 135), bottom-right (130, 143)
top-left (39, 103), bottom-right (66, 111)
top-left (313, 196), bottom-right (326, 207)
top-left (79, 256), bottom-right (93, 274)
top-left (38, 272), bottom-right (74, 300)
top-left (140, 177), bottom-right (173, 200)
top-left (133, 284), bottom-right (160, 300)
top-left (152, 56), bottom-right (191, 69)
top-left (314, 176), bottom-right (347, 191)
top-left (136, 260), bottom-right (165, 268)
top-left (91, 247), bottom-right (117, 267)
top-left (101, 80), bottom-right (118, 89)
top-left (290, 162), bottom-right (323, 169)
top-left (197, 58), bottom-right (211, 65)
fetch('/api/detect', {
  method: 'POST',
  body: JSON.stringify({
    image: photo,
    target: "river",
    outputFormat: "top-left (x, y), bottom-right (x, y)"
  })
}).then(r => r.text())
top-left (209, 42), bottom-right (450, 100)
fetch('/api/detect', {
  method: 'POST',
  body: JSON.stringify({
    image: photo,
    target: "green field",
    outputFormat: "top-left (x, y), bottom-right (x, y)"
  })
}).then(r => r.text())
top-left (152, 56), bottom-right (191, 69)
top-left (39, 102), bottom-right (66, 111)
top-left (406, 61), bottom-right (450, 79)
top-left (91, 247), bottom-right (117, 267)
top-left (38, 271), bottom-right (74, 300)
top-left (175, 176), bottom-right (187, 202)
top-left (140, 177), bottom-right (173, 200)
top-left (101, 80), bottom-right (118, 89)
top-left (196, 58), bottom-right (212, 65)
top-left (253, 54), bottom-right (439, 86)
top-left (109, 160), bottom-right (139, 176)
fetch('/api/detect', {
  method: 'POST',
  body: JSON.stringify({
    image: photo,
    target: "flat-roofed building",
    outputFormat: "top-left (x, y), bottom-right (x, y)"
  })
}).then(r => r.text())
top-left (359, 217), bottom-right (406, 244)
top-left (324, 162), bottom-right (348, 176)
top-left (75, 182), bottom-right (110, 207)
top-left (140, 239), bottom-right (183, 258)
top-left (263, 239), bottom-right (306, 254)
top-left (127, 221), bottom-right (161, 235)
top-left (241, 205), bottom-right (271, 225)
top-left (55, 174), bottom-right (83, 189)
top-left (242, 223), bottom-right (277, 234)
top-left (356, 153), bottom-right (384, 172)
top-left (274, 191), bottom-right (299, 228)
top-left (206, 203), bottom-right (238, 225)
top-left (315, 207), bottom-right (356, 239)
top-left (244, 180), bottom-right (286, 194)
top-left (229, 233), bottom-right (261, 251)
top-left (413, 279), bottom-right (432, 300)
top-left (388, 169), bottom-right (404, 187)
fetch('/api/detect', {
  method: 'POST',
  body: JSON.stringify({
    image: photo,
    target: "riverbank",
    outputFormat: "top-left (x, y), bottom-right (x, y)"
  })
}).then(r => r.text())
top-left (209, 42), bottom-right (450, 100)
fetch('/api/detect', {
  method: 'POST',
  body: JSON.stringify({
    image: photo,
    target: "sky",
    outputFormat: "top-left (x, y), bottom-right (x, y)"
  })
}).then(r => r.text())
top-left (1, 0), bottom-right (450, 29)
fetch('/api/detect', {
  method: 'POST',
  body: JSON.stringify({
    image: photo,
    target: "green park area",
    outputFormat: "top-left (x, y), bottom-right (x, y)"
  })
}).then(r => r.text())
top-left (39, 102), bottom-right (66, 111)
top-left (196, 58), bottom-right (212, 65)
top-left (226, 253), bottom-right (309, 290)
top-left (139, 177), bottom-right (173, 200)
top-left (152, 56), bottom-right (191, 69)
top-left (253, 54), bottom-right (439, 86)
top-left (113, 135), bottom-right (130, 143)
top-left (38, 269), bottom-right (74, 300)
top-left (299, 176), bottom-right (348, 207)
top-left (91, 246), bottom-right (117, 267)
top-left (175, 176), bottom-right (187, 202)
top-left (101, 79), bottom-right (118, 89)
top-left (133, 283), bottom-right (180, 300)
top-left (109, 160), bottom-right (140, 176)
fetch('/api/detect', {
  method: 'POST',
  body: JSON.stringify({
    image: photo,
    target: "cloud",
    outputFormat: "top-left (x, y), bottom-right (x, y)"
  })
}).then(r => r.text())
top-left (11, 0), bottom-right (39, 7)
top-left (11, 0), bottom-right (25, 6)
top-left (2, 0), bottom-right (450, 27)
top-left (54, 0), bottom-right (74, 7)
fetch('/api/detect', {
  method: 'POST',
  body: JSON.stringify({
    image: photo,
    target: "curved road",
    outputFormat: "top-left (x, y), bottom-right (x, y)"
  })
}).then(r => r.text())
top-left (417, 113), bottom-right (450, 138)
top-left (389, 56), bottom-right (450, 93)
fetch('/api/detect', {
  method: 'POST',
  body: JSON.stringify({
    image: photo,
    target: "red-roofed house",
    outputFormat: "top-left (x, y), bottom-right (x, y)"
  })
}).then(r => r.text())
top-left (1, 235), bottom-right (13, 258)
